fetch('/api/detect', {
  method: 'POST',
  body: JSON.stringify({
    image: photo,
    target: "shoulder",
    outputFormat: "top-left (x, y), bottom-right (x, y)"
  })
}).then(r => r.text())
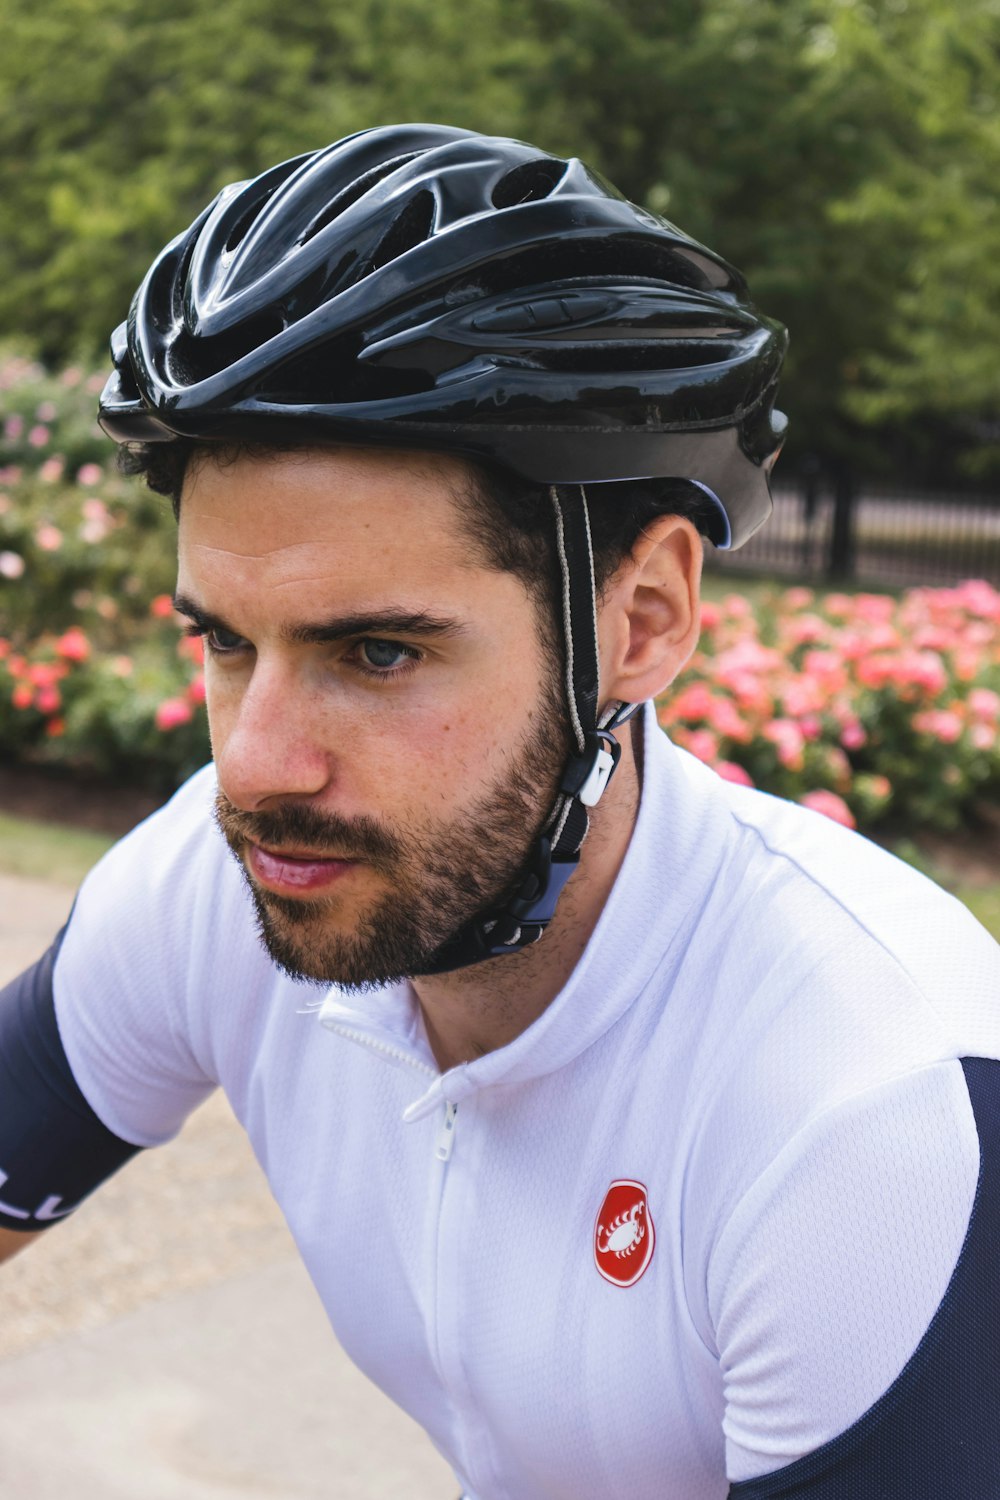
top-left (665, 754), bottom-right (1000, 1258)
top-left (689, 762), bottom-right (999, 1032)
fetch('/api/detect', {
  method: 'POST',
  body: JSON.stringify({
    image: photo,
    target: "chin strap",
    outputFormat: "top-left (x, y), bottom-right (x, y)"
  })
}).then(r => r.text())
top-left (425, 485), bottom-right (641, 975)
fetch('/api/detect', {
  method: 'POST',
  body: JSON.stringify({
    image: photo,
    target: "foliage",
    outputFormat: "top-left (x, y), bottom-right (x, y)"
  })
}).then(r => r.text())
top-left (827, 0), bottom-right (1000, 459)
top-left (0, 351), bottom-right (208, 788)
top-left (0, 0), bottom-right (997, 481)
top-left (659, 582), bottom-right (1000, 832)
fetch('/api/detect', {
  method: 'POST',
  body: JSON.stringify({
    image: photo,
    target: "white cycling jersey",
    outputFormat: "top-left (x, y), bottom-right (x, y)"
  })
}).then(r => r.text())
top-left (51, 705), bottom-right (1000, 1499)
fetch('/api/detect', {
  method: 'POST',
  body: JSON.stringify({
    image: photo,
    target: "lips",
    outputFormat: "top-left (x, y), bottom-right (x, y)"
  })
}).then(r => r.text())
top-left (246, 841), bottom-right (360, 895)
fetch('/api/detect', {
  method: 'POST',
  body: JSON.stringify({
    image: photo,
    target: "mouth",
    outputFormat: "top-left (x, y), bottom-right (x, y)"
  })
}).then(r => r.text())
top-left (246, 840), bottom-right (362, 896)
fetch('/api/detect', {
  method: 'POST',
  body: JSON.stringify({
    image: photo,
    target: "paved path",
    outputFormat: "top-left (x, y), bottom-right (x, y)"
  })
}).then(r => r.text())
top-left (0, 872), bottom-right (454, 1498)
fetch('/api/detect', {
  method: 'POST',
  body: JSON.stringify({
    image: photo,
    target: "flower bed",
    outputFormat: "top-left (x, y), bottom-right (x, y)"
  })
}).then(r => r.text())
top-left (0, 351), bottom-right (209, 788)
top-left (658, 583), bottom-right (1000, 830)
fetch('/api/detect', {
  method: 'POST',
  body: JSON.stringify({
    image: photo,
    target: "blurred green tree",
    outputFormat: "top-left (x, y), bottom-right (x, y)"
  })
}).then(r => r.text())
top-left (0, 0), bottom-right (996, 480)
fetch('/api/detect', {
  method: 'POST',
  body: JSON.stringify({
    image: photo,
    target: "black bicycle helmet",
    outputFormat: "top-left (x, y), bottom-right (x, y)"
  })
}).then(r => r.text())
top-left (101, 124), bottom-right (789, 974)
top-left (100, 122), bottom-right (786, 550)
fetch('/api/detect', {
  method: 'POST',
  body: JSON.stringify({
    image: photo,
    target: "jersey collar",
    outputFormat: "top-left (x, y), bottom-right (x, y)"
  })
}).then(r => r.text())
top-left (318, 703), bottom-right (733, 1118)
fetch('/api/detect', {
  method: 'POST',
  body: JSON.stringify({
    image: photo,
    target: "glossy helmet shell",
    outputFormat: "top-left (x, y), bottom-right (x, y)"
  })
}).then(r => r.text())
top-left (100, 123), bottom-right (788, 548)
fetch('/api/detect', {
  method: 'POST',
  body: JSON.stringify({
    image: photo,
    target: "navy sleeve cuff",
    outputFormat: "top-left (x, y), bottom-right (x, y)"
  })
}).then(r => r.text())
top-left (0, 923), bottom-right (141, 1230)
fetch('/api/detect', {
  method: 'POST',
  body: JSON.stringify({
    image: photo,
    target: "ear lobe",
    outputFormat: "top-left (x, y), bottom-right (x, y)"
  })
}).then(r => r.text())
top-left (600, 517), bottom-right (702, 706)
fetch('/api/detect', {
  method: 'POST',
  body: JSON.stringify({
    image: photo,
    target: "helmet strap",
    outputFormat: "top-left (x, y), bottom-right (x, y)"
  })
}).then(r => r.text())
top-left (424, 485), bottom-right (640, 975)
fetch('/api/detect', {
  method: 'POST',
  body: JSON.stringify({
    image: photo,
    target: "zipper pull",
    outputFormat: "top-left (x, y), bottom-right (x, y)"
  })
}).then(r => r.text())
top-left (435, 1100), bottom-right (458, 1162)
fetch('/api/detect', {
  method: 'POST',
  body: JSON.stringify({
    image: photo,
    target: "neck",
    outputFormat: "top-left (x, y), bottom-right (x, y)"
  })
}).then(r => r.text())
top-left (412, 714), bottom-right (644, 1071)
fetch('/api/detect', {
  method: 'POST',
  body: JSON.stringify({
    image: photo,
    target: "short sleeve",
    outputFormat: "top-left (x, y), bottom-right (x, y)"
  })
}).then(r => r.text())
top-left (708, 1059), bottom-right (984, 1489)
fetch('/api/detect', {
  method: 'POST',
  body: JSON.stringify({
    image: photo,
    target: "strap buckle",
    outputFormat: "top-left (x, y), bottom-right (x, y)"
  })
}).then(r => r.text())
top-left (560, 729), bottom-right (622, 808)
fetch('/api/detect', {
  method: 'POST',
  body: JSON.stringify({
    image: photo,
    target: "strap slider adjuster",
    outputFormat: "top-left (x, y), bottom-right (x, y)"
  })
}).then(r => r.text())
top-left (560, 730), bottom-right (622, 808)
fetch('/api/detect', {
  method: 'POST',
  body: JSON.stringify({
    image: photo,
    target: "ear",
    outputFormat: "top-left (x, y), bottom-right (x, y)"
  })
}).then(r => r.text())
top-left (598, 515), bottom-right (703, 706)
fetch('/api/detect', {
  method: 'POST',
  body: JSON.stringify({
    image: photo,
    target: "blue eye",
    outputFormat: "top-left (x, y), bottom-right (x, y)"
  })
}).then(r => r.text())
top-left (206, 626), bottom-right (247, 654)
top-left (359, 638), bottom-right (411, 670)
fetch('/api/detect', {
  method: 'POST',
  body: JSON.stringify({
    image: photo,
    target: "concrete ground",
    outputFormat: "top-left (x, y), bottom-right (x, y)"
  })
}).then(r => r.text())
top-left (0, 872), bottom-right (455, 1498)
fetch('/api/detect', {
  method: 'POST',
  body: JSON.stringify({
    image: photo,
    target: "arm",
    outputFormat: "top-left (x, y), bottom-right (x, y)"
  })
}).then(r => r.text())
top-left (716, 1057), bottom-right (1000, 1499)
top-left (0, 929), bottom-right (142, 1249)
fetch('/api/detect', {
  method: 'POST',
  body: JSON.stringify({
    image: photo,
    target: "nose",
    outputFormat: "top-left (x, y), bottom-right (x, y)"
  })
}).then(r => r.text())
top-left (212, 658), bottom-right (331, 811)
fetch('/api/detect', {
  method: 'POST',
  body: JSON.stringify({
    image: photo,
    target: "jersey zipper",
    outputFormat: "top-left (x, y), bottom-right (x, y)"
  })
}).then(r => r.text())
top-left (323, 1021), bottom-right (437, 1079)
top-left (325, 1021), bottom-right (460, 1166)
top-left (435, 1100), bottom-right (459, 1161)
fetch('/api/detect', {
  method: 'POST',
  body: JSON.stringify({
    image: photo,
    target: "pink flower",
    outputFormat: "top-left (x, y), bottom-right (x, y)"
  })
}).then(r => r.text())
top-left (668, 681), bottom-right (716, 721)
top-left (77, 463), bottom-right (104, 487)
top-left (853, 593), bottom-right (896, 623)
top-left (187, 672), bottom-right (206, 705)
top-left (27, 661), bottom-right (64, 688)
top-left (155, 697), bottom-right (194, 732)
top-left (705, 695), bottom-right (752, 742)
top-left (44, 716), bottom-right (66, 738)
top-left (35, 400), bottom-right (57, 422)
top-left (781, 678), bottom-right (825, 717)
top-left (35, 685), bottom-right (61, 715)
top-left (39, 456), bottom-right (64, 483)
top-left (800, 789), bottom-right (856, 828)
top-left (55, 626), bottom-right (90, 662)
top-left (783, 587), bottom-right (814, 610)
top-left (763, 717), bottom-right (806, 771)
top-left (177, 633), bottom-right (204, 666)
top-left (11, 683), bottom-right (33, 710)
top-left (35, 523), bottom-right (63, 551)
top-left (840, 720), bottom-right (866, 751)
top-left (783, 614), bottom-right (827, 647)
top-left (699, 602), bottom-right (721, 630)
top-left (684, 728), bottom-right (720, 764)
top-left (150, 593), bottom-right (176, 619)
top-left (722, 593), bottom-right (754, 619)
top-left (953, 580), bottom-right (1000, 621)
top-left (970, 723), bottom-right (996, 751)
top-left (912, 709), bottom-right (963, 744)
top-left (27, 424), bottom-right (49, 448)
top-left (3, 414), bottom-right (23, 440)
top-left (716, 761), bottom-right (754, 787)
top-left (60, 367), bottom-right (83, 387)
top-left (968, 689), bottom-right (1000, 720)
top-left (0, 550), bottom-right (25, 579)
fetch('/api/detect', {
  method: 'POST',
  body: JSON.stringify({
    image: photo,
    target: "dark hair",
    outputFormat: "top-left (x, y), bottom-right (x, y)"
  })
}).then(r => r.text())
top-left (118, 439), bottom-right (718, 616)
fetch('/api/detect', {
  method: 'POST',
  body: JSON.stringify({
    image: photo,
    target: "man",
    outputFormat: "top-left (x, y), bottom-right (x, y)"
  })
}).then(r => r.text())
top-left (2, 124), bottom-right (999, 1498)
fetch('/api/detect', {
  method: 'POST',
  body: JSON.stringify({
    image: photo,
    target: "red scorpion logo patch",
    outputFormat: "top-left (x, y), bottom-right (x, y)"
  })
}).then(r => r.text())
top-left (594, 1179), bottom-right (655, 1287)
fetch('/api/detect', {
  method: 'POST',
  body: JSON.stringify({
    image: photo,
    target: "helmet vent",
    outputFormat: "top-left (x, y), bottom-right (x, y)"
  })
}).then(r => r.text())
top-left (298, 153), bottom-right (421, 247)
top-left (368, 191), bottom-right (435, 274)
top-left (491, 158), bottom-right (566, 209)
top-left (167, 309), bottom-right (285, 384)
top-left (225, 190), bottom-right (275, 254)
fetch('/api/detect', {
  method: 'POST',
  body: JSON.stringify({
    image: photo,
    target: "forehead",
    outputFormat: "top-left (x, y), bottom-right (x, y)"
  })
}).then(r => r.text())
top-left (176, 445), bottom-right (483, 597)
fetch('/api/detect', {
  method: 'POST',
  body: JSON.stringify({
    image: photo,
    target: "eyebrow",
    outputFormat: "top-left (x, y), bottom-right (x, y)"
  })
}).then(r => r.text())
top-left (171, 592), bottom-right (465, 646)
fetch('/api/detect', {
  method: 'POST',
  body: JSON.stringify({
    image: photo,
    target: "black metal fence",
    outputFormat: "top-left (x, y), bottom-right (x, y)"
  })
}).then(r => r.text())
top-left (711, 483), bottom-right (1000, 589)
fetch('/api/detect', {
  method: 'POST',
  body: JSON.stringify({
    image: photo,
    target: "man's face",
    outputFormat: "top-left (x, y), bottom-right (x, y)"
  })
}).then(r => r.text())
top-left (175, 446), bottom-right (569, 987)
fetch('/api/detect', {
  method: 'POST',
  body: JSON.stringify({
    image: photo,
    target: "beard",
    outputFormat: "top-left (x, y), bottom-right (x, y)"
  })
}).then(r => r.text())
top-left (213, 692), bottom-right (571, 991)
